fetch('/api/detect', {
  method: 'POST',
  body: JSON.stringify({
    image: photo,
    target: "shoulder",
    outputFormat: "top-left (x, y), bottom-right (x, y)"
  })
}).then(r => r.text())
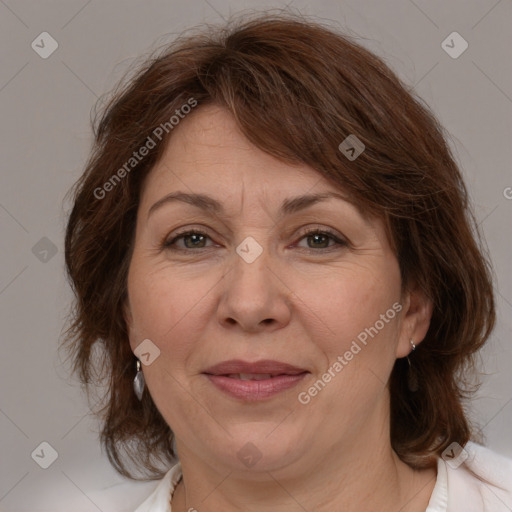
top-left (444, 441), bottom-right (512, 511)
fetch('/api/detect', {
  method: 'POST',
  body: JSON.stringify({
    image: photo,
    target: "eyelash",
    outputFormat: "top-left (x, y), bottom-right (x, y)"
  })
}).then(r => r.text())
top-left (161, 227), bottom-right (347, 253)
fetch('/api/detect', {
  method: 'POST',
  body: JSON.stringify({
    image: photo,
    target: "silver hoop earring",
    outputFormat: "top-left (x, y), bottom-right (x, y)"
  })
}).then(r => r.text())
top-left (410, 338), bottom-right (416, 352)
top-left (133, 359), bottom-right (145, 401)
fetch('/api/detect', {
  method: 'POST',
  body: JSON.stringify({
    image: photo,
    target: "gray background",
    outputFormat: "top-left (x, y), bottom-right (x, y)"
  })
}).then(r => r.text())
top-left (0, 0), bottom-right (511, 510)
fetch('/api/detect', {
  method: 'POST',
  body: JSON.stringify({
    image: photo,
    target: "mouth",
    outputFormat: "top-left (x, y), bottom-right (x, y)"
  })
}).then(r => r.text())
top-left (203, 360), bottom-right (309, 401)
top-left (223, 373), bottom-right (299, 380)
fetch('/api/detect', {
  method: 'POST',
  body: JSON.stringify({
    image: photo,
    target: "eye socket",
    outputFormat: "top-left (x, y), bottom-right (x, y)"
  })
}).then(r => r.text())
top-left (161, 227), bottom-right (347, 252)
top-left (162, 230), bottom-right (213, 250)
top-left (293, 228), bottom-right (347, 251)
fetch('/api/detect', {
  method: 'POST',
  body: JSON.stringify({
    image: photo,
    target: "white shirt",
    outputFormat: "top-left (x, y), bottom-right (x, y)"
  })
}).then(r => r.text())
top-left (133, 442), bottom-right (512, 511)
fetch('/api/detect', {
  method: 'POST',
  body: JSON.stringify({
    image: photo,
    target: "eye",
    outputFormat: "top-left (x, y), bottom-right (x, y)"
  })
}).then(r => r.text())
top-left (295, 228), bottom-right (347, 251)
top-left (162, 230), bottom-right (215, 250)
top-left (161, 227), bottom-right (347, 253)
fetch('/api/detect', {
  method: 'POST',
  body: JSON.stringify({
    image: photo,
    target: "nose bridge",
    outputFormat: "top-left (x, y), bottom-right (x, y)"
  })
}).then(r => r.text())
top-left (230, 239), bottom-right (274, 308)
top-left (217, 238), bottom-right (291, 331)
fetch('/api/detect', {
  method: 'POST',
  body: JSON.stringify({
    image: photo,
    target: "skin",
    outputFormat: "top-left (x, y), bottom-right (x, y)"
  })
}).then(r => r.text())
top-left (124, 105), bottom-right (437, 512)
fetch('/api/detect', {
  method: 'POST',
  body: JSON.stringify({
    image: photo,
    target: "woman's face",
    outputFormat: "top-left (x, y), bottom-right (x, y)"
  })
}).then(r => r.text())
top-left (125, 104), bottom-right (429, 474)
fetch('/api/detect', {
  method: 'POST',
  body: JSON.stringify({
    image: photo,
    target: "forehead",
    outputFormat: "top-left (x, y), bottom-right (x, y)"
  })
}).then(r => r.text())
top-left (137, 104), bottom-right (393, 250)
top-left (141, 104), bottom-right (345, 205)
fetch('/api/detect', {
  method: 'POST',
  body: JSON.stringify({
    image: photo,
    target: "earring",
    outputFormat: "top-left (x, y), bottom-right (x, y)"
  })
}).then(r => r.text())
top-left (133, 359), bottom-right (145, 401)
top-left (407, 339), bottom-right (419, 392)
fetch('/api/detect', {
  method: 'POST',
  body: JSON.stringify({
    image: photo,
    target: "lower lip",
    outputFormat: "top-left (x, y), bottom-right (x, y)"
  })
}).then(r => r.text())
top-left (205, 373), bottom-right (308, 401)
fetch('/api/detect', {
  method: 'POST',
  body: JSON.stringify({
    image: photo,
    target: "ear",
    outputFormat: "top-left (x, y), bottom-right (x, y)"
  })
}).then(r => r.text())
top-left (396, 282), bottom-right (433, 358)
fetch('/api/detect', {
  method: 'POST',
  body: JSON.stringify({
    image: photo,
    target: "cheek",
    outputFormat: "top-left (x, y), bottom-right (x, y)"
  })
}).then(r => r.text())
top-left (294, 266), bottom-right (402, 427)
top-left (296, 261), bottom-right (402, 352)
top-left (126, 264), bottom-right (218, 358)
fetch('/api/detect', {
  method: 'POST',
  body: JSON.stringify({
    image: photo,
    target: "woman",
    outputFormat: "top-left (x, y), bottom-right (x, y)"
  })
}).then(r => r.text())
top-left (62, 13), bottom-right (512, 511)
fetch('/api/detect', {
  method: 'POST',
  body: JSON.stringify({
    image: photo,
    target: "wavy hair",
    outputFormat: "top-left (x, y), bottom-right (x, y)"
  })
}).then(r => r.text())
top-left (62, 12), bottom-right (495, 479)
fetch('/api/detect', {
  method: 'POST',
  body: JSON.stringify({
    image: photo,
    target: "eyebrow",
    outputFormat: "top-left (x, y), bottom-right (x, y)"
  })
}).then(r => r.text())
top-left (147, 190), bottom-right (353, 220)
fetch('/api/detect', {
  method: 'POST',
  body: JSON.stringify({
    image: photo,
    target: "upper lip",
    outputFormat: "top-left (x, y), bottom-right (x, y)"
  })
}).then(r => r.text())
top-left (203, 359), bottom-right (308, 376)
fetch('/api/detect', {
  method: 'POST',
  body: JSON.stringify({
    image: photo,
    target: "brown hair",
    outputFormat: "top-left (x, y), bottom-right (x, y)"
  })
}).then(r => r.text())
top-left (62, 12), bottom-right (495, 480)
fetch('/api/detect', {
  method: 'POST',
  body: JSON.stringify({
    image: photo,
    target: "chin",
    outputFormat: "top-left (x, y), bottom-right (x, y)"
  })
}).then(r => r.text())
top-left (213, 427), bottom-right (305, 473)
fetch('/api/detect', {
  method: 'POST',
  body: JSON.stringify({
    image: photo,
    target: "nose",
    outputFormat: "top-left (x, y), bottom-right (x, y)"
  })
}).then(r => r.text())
top-left (216, 246), bottom-right (292, 333)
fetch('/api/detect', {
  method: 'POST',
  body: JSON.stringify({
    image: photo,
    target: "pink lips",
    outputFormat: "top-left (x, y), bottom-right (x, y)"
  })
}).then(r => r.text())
top-left (203, 359), bottom-right (309, 401)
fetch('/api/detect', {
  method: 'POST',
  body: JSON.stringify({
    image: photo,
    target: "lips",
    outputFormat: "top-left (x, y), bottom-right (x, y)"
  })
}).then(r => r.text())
top-left (203, 360), bottom-right (309, 401)
top-left (203, 359), bottom-right (308, 377)
top-left (229, 373), bottom-right (274, 380)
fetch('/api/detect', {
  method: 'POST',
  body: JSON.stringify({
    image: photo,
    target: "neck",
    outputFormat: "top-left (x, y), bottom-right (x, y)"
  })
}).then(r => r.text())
top-left (171, 434), bottom-right (436, 512)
